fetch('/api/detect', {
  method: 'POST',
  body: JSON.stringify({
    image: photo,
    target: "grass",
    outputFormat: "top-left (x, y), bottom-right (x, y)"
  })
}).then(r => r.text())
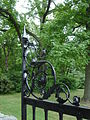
top-left (0, 89), bottom-right (90, 120)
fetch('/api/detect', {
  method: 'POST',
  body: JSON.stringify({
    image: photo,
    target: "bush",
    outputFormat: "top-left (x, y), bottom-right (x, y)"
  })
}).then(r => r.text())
top-left (77, 78), bottom-right (85, 89)
top-left (8, 71), bottom-right (22, 92)
top-left (57, 75), bottom-right (77, 90)
top-left (0, 70), bottom-right (22, 94)
top-left (0, 74), bottom-right (14, 94)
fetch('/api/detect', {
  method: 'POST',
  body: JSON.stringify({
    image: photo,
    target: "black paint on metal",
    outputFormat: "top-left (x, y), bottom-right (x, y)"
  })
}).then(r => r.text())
top-left (24, 97), bottom-right (90, 119)
top-left (59, 113), bottom-right (63, 120)
top-left (44, 109), bottom-right (48, 120)
top-left (32, 106), bottom-right (36, 120)
top-left (22, 36), bottom-right (27, 120)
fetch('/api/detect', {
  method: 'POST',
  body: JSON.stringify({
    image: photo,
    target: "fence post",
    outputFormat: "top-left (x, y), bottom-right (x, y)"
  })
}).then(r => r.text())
top-left (21, 26), bottom-right (27, 120)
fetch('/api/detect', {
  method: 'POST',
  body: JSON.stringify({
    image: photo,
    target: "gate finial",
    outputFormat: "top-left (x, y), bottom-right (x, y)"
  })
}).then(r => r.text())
top-left (23, 25), bottom-right (27, 38)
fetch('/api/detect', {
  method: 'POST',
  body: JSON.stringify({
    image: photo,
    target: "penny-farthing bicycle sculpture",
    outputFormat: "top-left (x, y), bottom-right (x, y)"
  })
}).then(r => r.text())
top-left (22, 27), bottom-right (80, 106)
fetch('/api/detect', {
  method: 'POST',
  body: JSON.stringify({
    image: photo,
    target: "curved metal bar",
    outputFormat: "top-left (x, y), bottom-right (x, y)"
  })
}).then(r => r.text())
top-left (30, 60), bottom-right (56, 83)
top-left (56, 83), bottom-right (70, 104)
top-left (25, 53), bottom-right (71, 102)
top-left (24, 60), bottom-right (56, 99)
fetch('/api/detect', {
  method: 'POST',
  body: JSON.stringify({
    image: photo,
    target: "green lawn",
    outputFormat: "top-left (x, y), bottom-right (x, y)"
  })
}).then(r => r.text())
top-left (0, 89), bottom-right (90, 120)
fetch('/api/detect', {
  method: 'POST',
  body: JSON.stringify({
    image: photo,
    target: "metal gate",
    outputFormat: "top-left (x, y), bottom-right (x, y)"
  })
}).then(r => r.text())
top-left (21, 27), bottom-right (90, 120)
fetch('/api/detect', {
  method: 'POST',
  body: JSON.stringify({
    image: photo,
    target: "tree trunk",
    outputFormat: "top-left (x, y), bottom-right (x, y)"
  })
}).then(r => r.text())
top-left (3, 44), bottom-right (9, 71)
top-left (83, 63), bottom-right (90, 101)
top-left (83, 4), bottom-right (90, 101)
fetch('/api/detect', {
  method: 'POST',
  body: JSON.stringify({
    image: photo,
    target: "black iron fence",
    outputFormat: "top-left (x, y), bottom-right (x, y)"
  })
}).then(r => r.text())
top-left (21, 27), bottom-right (90, 120)
top-left (24, 97), bottom-right (90, 120)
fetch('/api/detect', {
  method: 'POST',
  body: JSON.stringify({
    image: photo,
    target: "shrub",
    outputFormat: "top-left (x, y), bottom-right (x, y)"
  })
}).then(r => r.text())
top-left (77, 77), bottom-right (85, 89)
top-left (0, 74), bottom-right (14, 94)
top-left (57, 75), bottom-right (77, 90)
top-left (8, 71), bottom-right (22, 92)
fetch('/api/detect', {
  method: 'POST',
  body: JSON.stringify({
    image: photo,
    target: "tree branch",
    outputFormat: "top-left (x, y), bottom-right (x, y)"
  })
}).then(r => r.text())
top-left (0, 29), bottom-right (8, 32)
top-left (0, 7), bottom-right (41, 46)
top-left (42, 0), bottom-right (52, 23)
top-left (72, 25), bottom-right (81, 32)
top-left (0, 7), bottom-right (21, 41)
top-left (0, 12), bottom-right (8, 18)
top-left (52, 0), bottom-right (58, 7)
top-left (26, 29), bottom-right (41, 46)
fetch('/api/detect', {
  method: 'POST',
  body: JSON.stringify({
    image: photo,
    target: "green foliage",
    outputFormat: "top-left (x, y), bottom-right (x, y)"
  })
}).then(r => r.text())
top-left (0, 0), bottom-right (89, 93)
top-left (0, 73), bottom-right (14, 94)
top-left (40, 0), bottom-right (89, 90)
top-left (0, 69), bottom-right (22, 94)
top-left (0, 28), bottom-right (22, 93)
top-left (58, 75), bottom-right (77, 89)
top-left (9, 71), bottom-right (22, 92)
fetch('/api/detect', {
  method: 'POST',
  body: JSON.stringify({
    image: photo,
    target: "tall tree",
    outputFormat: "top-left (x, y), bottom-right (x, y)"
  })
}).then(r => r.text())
top-left (41, 0), bottom-right (90, 95)
top-left (83, 3), bottom-right (90, 101)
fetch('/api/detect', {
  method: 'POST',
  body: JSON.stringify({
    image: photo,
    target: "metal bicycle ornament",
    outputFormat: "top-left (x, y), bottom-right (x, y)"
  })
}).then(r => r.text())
top-left (22, 26), bottom-right (80, 106)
